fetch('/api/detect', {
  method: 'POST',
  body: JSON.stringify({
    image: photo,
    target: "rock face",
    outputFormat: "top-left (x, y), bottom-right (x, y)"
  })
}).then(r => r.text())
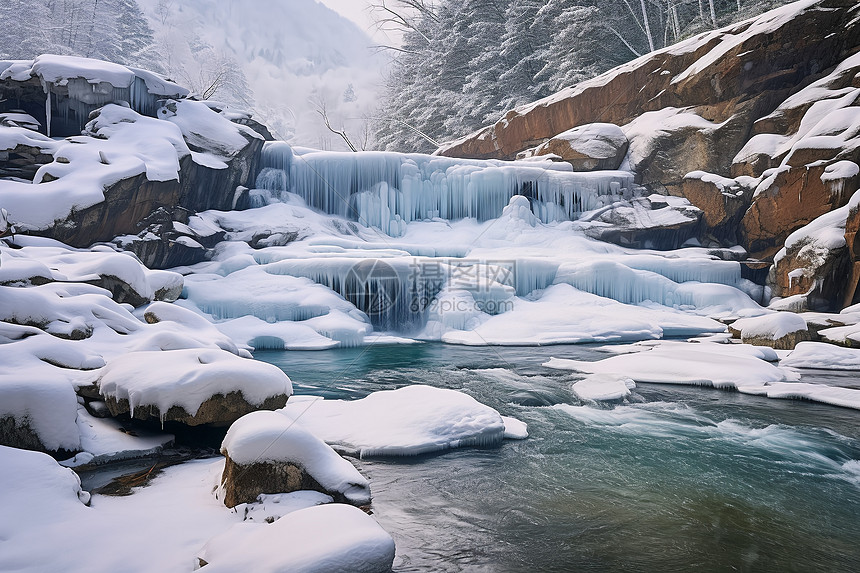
top-left (437, 0), bottom-right (860, 164)
top-left (681, 171), bottom-right (752, 244)
top-left (519, 123), bottom-right (628, 171)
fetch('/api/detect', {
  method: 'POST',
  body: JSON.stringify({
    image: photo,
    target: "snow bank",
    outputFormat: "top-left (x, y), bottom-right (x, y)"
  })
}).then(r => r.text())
top-left (97, 349), bottom-right (293, 419)
top-left (738, 382), bottom-right (860, 410)
top-left (69, 405), bottom-right (174, 466)
top-left (196, 504), bottom-right (395, 573)
top-left (279, 385), bottom-right (514, 457)
top-left (220, 411), bottom-right (370, 505)
top-left (0, 448), bottom-right (90, 551)
top-left (781, 341), bottom-right (860, 370)
top-left (545, 342), bottom-right (797, 389)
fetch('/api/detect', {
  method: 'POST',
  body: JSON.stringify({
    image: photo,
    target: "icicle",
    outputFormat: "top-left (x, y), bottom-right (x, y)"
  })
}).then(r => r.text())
top-left (45, 89), bottom-right (51, 137)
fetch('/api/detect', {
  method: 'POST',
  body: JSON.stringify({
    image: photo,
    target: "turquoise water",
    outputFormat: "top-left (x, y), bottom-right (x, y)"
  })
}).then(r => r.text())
top-left (256, 343), bottom-right (860, 572)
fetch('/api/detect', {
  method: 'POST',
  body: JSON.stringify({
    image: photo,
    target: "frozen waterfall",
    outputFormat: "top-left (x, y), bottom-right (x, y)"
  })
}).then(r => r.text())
top-left (255, 142), bottom-right (636, 236)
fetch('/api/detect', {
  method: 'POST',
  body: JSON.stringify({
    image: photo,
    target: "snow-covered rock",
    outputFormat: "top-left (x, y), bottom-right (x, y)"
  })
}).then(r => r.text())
top-left (195, 503), bottom-right (395, 573)
top-left (729, 312), bottom-right (810, 349)
top-left (97, 349), bottom-right (293, 426)
top-left (279, 386), bottom-right (516, 457)
top-left (219, 410), bottom-right (371, 507)
top-left (522, 122), bottom-right (628, 171)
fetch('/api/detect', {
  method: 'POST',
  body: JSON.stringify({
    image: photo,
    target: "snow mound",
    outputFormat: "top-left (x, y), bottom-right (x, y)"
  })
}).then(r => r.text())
top-left (280, 385), bottom-right (515, 457)
top-left (65, 405), bottom-right (174, 467)
top-left (196, 503), bottom-right (395, 573)
top-left (0, 448), bottom-right (90, 550)
top-left (97, 349), bottom-right (292, 420)
top-left (781, 341), bottom-right (860, 370)
top-left (0, 376), bottom-right (80, 452)
top-left (221, 411), bottom-right (370, 505)
top-left (572, 374), bottom-right (636, 402)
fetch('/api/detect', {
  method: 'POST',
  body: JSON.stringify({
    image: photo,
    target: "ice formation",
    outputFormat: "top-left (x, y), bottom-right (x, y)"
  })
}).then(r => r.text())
top-left (257, 143), bottom-right (635, 235)
top-left (279, 385), bottom-right (515, 457)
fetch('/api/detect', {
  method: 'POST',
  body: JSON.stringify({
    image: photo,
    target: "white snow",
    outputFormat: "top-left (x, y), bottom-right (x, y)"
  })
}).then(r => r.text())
top-left (221, 410), bottom-right (371, 505)
top-left (730, 312), bottom-right (808, 340)
top-left (781, 341), bottom-right (860, 370)
top-left (279, 386), bottom-right (515, 457)
top-left (572, 374), bottom-right (636, 402)
top-left (196, 503), bottom-right (395, 573)
top-left (97, 348), bottom-right (292, 420)
top-left (773, 193), bottom-right (856, 265)
top-left (622, 107), bottom-right (725, 168)
top-left (738, 382), bottom-right (860, 410)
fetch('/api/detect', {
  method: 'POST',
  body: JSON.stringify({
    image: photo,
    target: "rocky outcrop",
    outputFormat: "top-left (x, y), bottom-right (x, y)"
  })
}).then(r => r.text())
top-left (518, 123), bottom-right (628, 171)
top-left (437, 0), bottom-right (860, 166)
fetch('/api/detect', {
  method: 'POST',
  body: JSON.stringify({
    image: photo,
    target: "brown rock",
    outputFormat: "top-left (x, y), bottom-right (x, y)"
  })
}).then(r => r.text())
top-left (742, 162), bottom-right (860, 257)
top-left (528, 123), bottom-right (628, 171)
top-left (220, 455), bottom-right (332, 508)
top-left (104, 392), bottom-right (288, 427)
top-left (741, 330), bottom-right (811, 350)
top-left (680, 171), bottom-right (751, 243)
top-left (437, 0), bottom-right (860, 167)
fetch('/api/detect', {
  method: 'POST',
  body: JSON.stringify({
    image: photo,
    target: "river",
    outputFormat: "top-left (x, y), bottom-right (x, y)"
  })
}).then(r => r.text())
top-left (254, 343), bottom-right (860, 572)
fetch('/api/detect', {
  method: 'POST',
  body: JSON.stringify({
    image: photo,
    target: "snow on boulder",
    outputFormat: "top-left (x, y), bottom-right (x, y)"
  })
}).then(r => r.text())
top-left (781, 341), bottom-right (860, 370)
top-left (196, 504), bottom-right (395, 573)
top-left (524, 123), bottom-right (628, 171)
top-left (572, 374), bottom-right (636, 402)
top-left (97, 349), bottom-right (293, 427)
top-left (157, 99), bottom-right (262, 169)
top-left (729, 313), bottom-right (810, 350)
top-left (279, 385), bottom-right (515, 457)
top-left (219, 411), bottom-right (371, 507)
top-left (0, 376), bottom-right (80, 453)
top-left (545, 342), bottom-right (797, 390)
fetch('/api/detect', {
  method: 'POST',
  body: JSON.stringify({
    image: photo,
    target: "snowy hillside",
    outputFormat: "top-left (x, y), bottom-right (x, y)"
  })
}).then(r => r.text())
top-left (137, 0), bottom-right (386, 149)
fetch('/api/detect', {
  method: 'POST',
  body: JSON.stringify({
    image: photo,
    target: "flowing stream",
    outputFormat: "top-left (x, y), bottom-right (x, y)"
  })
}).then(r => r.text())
top-left (257, 343), bottom-right (860, 572)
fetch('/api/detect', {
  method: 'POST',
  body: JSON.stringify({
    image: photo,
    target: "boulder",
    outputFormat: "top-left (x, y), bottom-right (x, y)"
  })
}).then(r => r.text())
top-left (219, 411), bottom-right (371, 508)
top-left (680, 171), bottom-right (751, 244)
top-left (728, 313), bottom-right (810, 350)
top-left (523, 123), bottom-right (628, 171)
top-left (577, 195), bottom-right (701, 250)
top-left (0, 377), bottom-right (80, 454)
top-left (97, 349), bottom-right (293, 427)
